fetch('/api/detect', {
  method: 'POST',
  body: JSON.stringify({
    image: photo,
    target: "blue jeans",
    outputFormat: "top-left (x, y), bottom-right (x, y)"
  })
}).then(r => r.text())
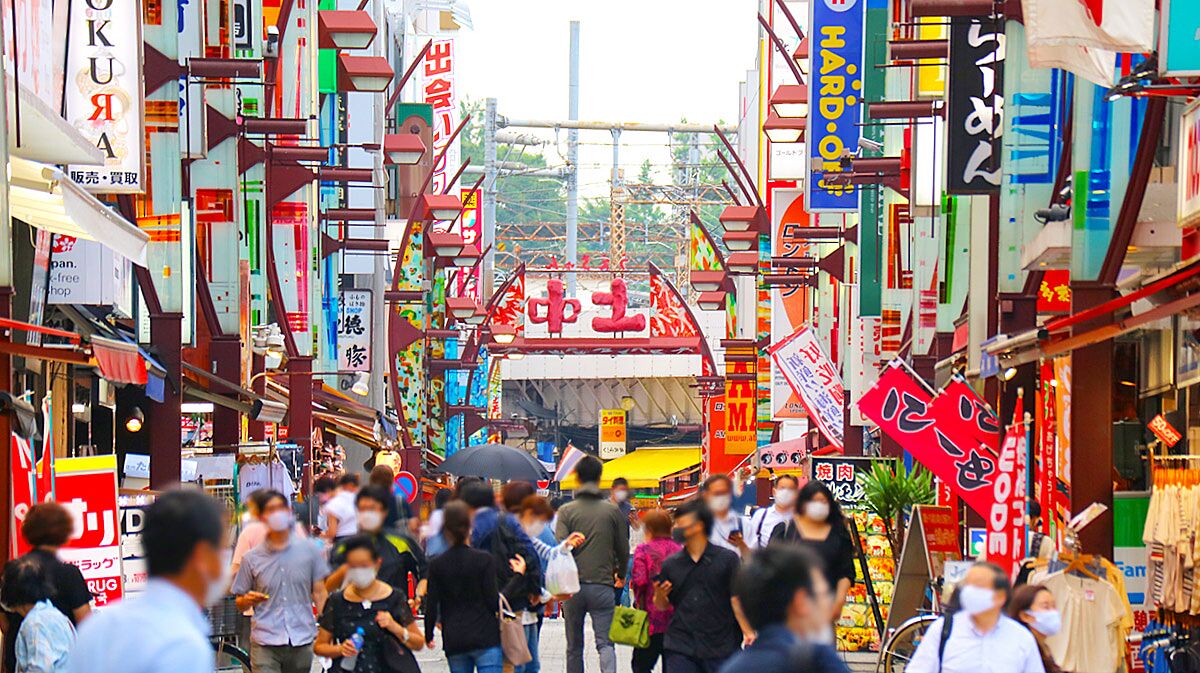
top-left (446, 645), bottom-right (503, 673)
top-left (514, 622), bottom-right (540, 673)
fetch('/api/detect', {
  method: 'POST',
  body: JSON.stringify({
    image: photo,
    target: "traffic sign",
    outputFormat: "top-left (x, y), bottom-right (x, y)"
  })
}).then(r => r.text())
top-left (393, 470), bottom-right (418, 504)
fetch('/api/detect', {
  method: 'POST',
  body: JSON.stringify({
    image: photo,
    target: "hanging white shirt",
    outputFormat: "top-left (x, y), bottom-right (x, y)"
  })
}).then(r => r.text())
top-left (906, 612), bottom-right (1046, 673)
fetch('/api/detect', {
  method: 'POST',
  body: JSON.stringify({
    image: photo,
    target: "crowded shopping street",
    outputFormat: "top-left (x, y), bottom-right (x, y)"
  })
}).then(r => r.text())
top-left (0, 0), bottom-right (1196, 672)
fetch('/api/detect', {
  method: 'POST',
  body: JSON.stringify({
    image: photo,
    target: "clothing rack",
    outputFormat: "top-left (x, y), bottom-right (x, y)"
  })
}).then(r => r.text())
top-left (1151, 455), bottom-right (1200, 487)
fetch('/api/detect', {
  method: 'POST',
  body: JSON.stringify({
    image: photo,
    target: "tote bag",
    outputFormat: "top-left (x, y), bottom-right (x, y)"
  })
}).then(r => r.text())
top-left (608, 578), bottom-right (650, 649)
top-left (499, 595), bottom-right (532, 666)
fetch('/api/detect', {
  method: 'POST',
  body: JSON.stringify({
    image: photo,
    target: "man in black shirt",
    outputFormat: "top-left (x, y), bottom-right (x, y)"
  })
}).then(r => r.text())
top-left (326, 486), bottom-right (427, 608)
top-left (2, 502), bottom-right (93, 672)
top-left (654, 499), bottom-right (754, 673)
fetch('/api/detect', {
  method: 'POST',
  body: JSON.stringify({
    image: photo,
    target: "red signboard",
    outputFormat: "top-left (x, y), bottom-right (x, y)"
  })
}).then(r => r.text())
top-left (1148, 414), bottom-right (1183, 447)
top-left (857, 361), bottom-right (999, 518)
top-left (10, 436), bottom-right (34, 557)
top-left (1037, 269), bottom-right (1072, 313)
top-left (55, 456), bottom-right (122, 606)
top-left (985, 402), bottom-right (1027, 577)
top-left (1037, 362), bottom-right (1057, 535)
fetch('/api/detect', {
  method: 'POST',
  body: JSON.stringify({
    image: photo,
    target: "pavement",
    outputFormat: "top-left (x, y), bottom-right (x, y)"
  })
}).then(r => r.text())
top-left (412, 617), bottom-right (877, 673)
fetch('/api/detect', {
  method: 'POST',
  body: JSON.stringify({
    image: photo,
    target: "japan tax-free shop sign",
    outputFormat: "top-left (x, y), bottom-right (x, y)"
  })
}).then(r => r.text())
top-left (65, 0), bottom-right (146, 192)
top-left (807, 0), bottom-right (866, 213)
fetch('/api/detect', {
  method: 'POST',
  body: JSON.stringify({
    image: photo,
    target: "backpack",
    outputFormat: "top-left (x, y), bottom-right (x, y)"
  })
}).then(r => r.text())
top-left (936, 613), bottom-right (956, 672)
top-left (486, 517), bottom-right (541, 602)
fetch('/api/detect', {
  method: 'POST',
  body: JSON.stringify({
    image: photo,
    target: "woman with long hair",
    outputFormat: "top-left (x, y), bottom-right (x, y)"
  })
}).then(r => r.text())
top-left (1006, 584), bottom-right (1063, 673)
top-left (767, 480), bottom-right (857, 619)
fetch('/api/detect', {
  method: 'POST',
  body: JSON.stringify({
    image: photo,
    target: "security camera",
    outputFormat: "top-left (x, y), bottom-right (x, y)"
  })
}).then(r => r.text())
top-left (265, 25), bottom-right (280, 58)
top-left (1035, 204), bottom-right (1072, 223)
top-left (858, 137), bottom-right (884, 153)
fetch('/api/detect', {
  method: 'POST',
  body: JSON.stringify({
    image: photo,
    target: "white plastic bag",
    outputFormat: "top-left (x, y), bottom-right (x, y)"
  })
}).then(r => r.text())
top-left (545, 546), bottom-right (581, 596)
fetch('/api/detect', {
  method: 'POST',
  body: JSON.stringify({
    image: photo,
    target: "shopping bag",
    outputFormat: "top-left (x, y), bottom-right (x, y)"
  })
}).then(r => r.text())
top-left (608, 604), bottom-right (650, 649)
top-left (499, 595), bottom-right (532, 666)
top-left (545, 547), bottom-right (581, 596)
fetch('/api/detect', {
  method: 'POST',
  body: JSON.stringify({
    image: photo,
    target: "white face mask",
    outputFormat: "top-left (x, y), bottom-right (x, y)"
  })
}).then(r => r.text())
top-left (613, 490), bottom-right (629, 503)
top-left (266, 510), bottom-right (292, 533)
top-left (708, 494), bottom-right (732, 513)
top-left (1027, 609), bottom-right (1062, 636)
top-left (346, 567), bottom-right (377, 590)
top-left (357, 510), bottom-right (384, 532)
top-left (958, 584), bottom-right (997, 616)
top-left (804, 501), bottom-right (831, 522)
top-left (205, 561), bottom-right (233, 608)
top-left (523, 521), bottom-right (546, 539)
top-left (774, 488), bottom-right (797, 508)
top-left (812, 623), bottom-right (835, 646)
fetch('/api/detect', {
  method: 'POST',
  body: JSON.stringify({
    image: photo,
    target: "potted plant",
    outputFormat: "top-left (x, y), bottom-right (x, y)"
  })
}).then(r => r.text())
top-left (857, 460), bottom-right (937, 558)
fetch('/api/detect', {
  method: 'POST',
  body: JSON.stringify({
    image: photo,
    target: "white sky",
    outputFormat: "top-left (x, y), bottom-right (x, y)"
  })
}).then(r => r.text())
top-left (453, 0), bottom-right (761, 199)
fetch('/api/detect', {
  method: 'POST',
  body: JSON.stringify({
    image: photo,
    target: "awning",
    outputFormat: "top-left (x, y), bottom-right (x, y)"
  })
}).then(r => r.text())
top-left (9, 157), bottom-right (148, 265)
top-left (559, 446), bottom-right (701, 490)
top-left (92, 337), bottom-right (147, 385)
top-left (6, 78), bottom-right (105, 166)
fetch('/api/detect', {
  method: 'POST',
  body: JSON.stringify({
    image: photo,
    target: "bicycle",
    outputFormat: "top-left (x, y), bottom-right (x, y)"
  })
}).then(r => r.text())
top-left (208, 596), bottom-right (252, 672)
top-left (875, 578), bottom-right (946, 673)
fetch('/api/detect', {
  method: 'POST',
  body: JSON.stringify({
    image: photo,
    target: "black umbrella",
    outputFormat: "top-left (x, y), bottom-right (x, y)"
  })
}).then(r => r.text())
top-left (434, 443), bottom-right (549, 482)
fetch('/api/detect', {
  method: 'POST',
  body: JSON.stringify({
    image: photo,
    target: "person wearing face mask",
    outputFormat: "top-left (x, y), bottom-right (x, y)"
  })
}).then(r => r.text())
top-left (746, 475), bottom-right (800, 551)
top-left (718, 545), bottom-right (850, 673)
top-left (233, 490), bottom-right (330, 673)
top-left (315, 536), bottom-right (426, 672)
top-left (768, 480), bottom-right (857, 620)
top-left (326, 486), bottom-right (428, 612)
top-left (629, 509), bottom-right (681, 673)
top-left (906, 563), bottom-right (1046, 673)
top-left (232, 489), bottom-right (310, 583)
top-left (322, 473), bottom-right (361, 543)
top-left (68, 489), bottom-right (229, 673)
top-left (515, 494), bottom-right (585, 673)
top-left (702, 474), bottom-right (749, 557)
top-left (654, 499), bottom-right (755, 673)
top-left (1006, 585), bottom-right (1064, 673)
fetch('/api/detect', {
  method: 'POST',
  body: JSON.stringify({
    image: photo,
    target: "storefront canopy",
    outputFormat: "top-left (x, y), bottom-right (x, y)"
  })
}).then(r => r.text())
top-left (6, 79), bottom-right (105, 166)
top-left (559, 446), bottom-right (700, 490)
top-left (9, 157), bottom-right (148, 265)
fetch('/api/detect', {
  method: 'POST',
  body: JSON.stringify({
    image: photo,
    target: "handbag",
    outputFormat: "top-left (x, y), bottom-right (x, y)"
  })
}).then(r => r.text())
top-left (380, 595), bottom-right (422, 673)
top-left (608, 570), bottom-right (650, 649)
top-left (499, 594), bottom-right (532, 666)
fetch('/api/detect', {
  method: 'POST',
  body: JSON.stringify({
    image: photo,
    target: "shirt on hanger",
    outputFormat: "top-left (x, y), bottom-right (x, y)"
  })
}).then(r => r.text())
top-left (1042, 572), bottom-right (1125, 673)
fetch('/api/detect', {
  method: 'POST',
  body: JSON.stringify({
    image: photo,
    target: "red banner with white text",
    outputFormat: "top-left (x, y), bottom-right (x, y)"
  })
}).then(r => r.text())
top-left (985, 401), bottom-right (1027, 577)
top-left (55, 456), bottom-right (123, 606)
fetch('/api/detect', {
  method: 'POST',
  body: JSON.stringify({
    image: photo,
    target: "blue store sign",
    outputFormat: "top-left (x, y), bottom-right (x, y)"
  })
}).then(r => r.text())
top-left (807, 0), bottom-right (865, 212)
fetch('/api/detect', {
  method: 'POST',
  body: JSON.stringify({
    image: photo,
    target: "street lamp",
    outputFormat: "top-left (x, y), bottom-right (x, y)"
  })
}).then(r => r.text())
top-left (126, 407), bottom-right (145, 432)
top-left (764, 111), bottom-right (807, 143)
top-left (490, 324), bottom-right (517, 345)
top-left (697, 291), bottom-right (728, 312)
top-left (318, 10), bottom-right (378, 49)
top-left (422, 194), bottom-right (465, 221)
top-left (718, 205), bottom-right (761, 233)
top-left (383, 134), bottom-right (426, 165)
top-left (770, 84), bottom-right (809, 119)
top-left (337, 54), bottom-right (394, 92)
top-left (350, 372), bottom-right (370, 396)
top-left (723, 230), bottom-right (758, 252)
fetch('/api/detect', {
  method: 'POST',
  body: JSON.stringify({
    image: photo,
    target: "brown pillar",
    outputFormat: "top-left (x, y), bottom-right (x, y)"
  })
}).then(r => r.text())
top-left (842, 395), bottom-right (864, 457)
top-left (998, 294), bottom-right (1038, 424)
top-left (287, 356), bottom-right (313, 496)
top-left (149, 312), bottom-right (183, 488)
top-left (1068, 282), bottom-right (1117, 557)
top-left (210, 335), bottom-right (241, 453)
top-left (248, 351), bottom-right (266, 441)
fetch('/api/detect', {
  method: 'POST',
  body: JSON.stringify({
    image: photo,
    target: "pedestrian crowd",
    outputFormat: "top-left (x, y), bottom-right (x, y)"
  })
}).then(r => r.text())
top-left (0, 453), bottom-right (1058, 673)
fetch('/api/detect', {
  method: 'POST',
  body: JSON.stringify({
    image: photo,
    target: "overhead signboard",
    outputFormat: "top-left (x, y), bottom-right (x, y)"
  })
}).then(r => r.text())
top-left (807, 0), bottom-right (865, 212)
top-left (1161, 0), bottom-right (1200, 76)
top-left (947, 16), bottom-right (1005, 193)
top-left (65, 0), bottom-right (146, 192)
top-left (599, 409), bottom-right (627, 460)
top-left (337, 289), bottom-right (372, 372)
top-left (770, 325), bottom-right (846, 449)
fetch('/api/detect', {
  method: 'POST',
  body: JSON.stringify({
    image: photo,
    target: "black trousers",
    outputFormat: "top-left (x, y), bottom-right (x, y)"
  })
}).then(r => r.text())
top-left (631, 633), bottom-right (665, 673)
top-left (662, 649), bottom-right (727, 673)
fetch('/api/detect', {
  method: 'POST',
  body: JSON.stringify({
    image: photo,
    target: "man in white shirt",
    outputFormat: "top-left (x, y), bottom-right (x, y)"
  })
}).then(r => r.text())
top-left (320, 473), bottom-right (360, 542)
top-left (69, 489), bottom-right (228, 673)
top-left (746, 474), bottom-right (799, 550)
top-left (906, 562), bottom-right (1046, 673)
top-left (703, 474), bottom-right (749, 557)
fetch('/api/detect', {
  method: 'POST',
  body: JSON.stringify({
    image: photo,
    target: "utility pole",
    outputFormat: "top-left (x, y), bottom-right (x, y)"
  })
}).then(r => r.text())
top-left (369, 0), bottom-right (387, 408)
top-left (483, 97), bottom-right (498, 300)
top-left (566, 20), bottom-right (580, 296)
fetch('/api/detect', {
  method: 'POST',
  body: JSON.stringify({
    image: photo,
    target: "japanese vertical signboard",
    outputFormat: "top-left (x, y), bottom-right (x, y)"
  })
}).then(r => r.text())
top-left (337, 289), bottom-right (372, 372)
top-left (985, 404), bottom-right (1026, 577)
top-left (1177, 99), bottom-right (1200, 228)
top-left (454, 188), bottom-right (482, 300)
top-left (812, 456), bottom-right (895, 652)
top-left (55, 455), bottom-right (123, 606)
top-left (66, 0), bottom-right (146, 192)
top-left (421, 39), bottom-right (459, 195)
top-left (724, 379), bottom-right (758, 455)
top-left (771, 325), bottom-right (846, 449)
top-left (808, 0), bottom-right (865, 212)
top-left (857, 360), bottom-right (998, 517)
top-left (599, 409), bottom-right (627, 460)
top-left (1036, 361), bottom-right (1058, 535)
top-left (947, 16), bottom-right (1005, 193)
top-left (119, 495), bottom-right (152, 595)
top-left (10, 437), bottom-right (35, 558)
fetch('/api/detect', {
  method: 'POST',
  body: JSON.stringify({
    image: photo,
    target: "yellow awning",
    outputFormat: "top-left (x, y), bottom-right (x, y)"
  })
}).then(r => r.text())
top-left (560, 447), bottom-right (700, 490)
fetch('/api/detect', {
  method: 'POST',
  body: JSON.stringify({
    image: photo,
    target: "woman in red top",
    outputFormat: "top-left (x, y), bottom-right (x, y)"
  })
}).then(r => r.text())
top-left (628, 509), bottom-right (682, 673)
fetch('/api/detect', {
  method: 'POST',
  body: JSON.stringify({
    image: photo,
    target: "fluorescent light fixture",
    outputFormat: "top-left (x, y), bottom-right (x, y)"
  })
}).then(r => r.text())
top-left (181, 402), bottom-right (214, 414)
top-left (350, 372), bottom-right (370, 396)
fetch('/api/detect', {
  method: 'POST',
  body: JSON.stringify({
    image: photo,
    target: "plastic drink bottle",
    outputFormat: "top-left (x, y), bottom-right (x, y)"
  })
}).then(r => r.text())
top-left (341, 627), bottom-right (365, 670)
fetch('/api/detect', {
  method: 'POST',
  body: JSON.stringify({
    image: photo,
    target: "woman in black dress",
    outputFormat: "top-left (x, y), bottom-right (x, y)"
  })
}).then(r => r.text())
top-left (768, 480), bottom-right (857, 622)
top-left (315, 535), bottom-right (426, 672)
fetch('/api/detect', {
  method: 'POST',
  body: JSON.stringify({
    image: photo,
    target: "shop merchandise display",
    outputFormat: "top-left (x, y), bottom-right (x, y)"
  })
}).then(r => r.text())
top-left (236, 454), bottom-right (297, 503)
top-left (1138, 620), bottom-right (1200, 673)
top-left (1143, 459), bottom-right (1200, 615)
